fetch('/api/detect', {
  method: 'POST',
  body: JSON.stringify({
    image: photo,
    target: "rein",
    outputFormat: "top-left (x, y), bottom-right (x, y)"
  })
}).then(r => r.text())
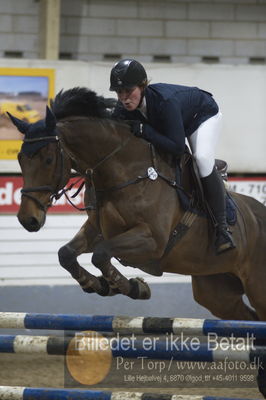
top-left (20, 128), bottom-right (134, 213)
top-left (57, 117), bottom-right (186, 202)
top-left (55, 177), bottom-right (94, 211)
top-left (21, 121), bottom-right (187, 214)
top-left (80, 135), bottom-right (133, 210)
top-left (95, 143), bottom-right (184, 194)
top-left (86, 135), bottom-right (132, 175)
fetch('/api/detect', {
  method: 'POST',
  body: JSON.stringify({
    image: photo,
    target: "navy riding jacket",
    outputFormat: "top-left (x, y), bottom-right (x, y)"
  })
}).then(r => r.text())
top-left (112, 83), bottom-right (219, 158)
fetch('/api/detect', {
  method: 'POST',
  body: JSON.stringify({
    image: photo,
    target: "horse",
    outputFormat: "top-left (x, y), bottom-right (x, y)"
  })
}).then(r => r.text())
top-left (9, 88), bottom-right (266, 322)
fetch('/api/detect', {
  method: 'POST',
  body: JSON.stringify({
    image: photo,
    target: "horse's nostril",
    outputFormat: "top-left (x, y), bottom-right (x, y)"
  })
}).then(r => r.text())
top-left (20, 216), bottom-right (41, 232)
top-left (18, 212), bottom-right (46, 232)
top-left (29, 217), bottom-right (40, 230)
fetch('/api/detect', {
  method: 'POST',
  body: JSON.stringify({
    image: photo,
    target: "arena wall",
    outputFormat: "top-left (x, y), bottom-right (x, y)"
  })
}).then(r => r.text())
top-left (0, 59), bottom-right (265, 315)
top-left (0, 58), bottom-right (265, 174)
top-left (0, 0), bottom-right (266, 65)
top-left (0, 0), bottom-right (265, 315)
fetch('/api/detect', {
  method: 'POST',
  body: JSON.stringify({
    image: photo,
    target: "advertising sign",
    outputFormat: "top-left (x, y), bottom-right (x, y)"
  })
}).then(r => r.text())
top-left (228, 177), bottom-right (266, 206)
top-left (0, 67), bottom-right (55, 160)
top-left (0, 176), bottom-right (265, 214)
top-left (0, 176), bottom-right (85, 214)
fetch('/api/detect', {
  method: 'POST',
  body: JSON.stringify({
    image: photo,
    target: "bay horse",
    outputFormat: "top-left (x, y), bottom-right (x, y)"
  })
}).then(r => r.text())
top-left (9, 88), bottom-right (266, 322)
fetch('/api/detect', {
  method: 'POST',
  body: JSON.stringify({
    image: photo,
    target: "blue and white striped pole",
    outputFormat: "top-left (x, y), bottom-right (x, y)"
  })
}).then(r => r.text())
top-left (0, 334), bottom-right (265, 363)
top-left (1, 312), bottom-right (266, 339)
top-left (0, 387), bottom-right (262, 400)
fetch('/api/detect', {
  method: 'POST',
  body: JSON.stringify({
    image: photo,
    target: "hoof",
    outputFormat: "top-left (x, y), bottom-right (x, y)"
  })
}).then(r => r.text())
top-left (128, 277), bottom-right (151, 300)
top-left (82, 286), bottom-right (95, 294)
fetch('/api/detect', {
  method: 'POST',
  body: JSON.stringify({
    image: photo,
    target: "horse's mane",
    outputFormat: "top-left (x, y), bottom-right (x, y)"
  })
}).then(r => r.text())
top-left (51, 87), bottom-right (117, 120)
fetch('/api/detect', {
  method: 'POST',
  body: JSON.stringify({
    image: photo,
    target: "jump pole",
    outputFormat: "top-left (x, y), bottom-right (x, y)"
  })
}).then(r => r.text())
top-left (1, 312), bottom-right (266, 339)
top-left (0, 334), bottom-right (265, 363)
top-left (0, 387), bottom-right (262, 400)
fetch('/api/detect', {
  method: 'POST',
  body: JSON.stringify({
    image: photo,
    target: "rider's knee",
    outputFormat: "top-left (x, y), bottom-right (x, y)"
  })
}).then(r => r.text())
top-left (194, 152), bottom-right (213, 178)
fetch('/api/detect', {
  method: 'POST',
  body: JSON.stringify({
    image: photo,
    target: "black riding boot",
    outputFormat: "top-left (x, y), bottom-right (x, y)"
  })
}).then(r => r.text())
top-left (201, 167), bottom-right (236, 255)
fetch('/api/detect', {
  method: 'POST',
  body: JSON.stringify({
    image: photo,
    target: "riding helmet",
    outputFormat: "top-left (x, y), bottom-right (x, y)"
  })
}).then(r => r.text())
top-left (109, 59), bottom-right (147, 91)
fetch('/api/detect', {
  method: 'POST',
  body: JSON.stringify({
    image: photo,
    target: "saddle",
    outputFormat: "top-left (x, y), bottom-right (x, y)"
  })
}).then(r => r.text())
top-left (159, 151), bottom-right (237, 260)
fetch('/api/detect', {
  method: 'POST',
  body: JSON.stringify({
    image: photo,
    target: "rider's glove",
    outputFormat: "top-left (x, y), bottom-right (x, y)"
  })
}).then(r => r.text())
top-left (128, 120), bottom-right (144, 137)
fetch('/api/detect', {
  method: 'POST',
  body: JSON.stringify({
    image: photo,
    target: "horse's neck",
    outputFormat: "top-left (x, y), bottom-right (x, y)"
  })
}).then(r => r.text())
top-left (61, 118), bottom-right (147, 178)
top-left (60, 152), bottom-right (73, 189)
top-left (59, 118), bottom-right (113, 168)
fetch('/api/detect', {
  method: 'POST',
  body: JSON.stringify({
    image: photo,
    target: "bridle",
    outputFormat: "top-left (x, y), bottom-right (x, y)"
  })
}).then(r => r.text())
top-left (19, 127), bottom-right (135, 214)
top-left (20, 130), bottom-right (133, 213)
top-left (20, 135), bottom-right (66, 212)
top-left (58, 120), bottom-right (186, 208)
top-left (20, 122), bottom-right (186, 214)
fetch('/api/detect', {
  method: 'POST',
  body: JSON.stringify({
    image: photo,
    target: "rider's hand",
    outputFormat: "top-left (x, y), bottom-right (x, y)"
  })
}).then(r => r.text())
top-left (127, 120), bottom-right (144, 137)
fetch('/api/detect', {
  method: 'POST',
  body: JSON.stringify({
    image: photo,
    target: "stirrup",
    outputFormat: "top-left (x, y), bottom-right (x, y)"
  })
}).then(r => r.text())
top-left (215, 228), bottom-right (236, 255)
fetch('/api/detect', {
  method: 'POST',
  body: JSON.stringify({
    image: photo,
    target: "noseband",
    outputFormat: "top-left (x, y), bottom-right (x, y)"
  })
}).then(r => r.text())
top-left (21, 135), bottom-right (66, 212)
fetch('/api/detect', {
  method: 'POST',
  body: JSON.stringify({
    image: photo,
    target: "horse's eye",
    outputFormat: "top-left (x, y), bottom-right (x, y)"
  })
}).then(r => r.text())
top-left (46, 157), bottom-right (53, 165)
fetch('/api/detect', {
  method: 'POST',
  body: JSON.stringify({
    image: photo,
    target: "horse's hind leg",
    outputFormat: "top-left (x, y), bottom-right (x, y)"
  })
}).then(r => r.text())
top-left (243, 264), bottom-right (266, 321)
top-left (192, 273), bottom-right (259, 320)
top-left (242, 268), bottom-right (266, 398)
top-left (193, 274), bottom-right (265, 398)
top-left (58, 219), bottom-right (117, 296)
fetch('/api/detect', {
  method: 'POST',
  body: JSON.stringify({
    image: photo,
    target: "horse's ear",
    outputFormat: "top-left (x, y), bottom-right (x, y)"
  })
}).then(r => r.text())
top-left (45, 106), bottom-right (56, 131)
top-left (6, 112), bottom-right (29, 134)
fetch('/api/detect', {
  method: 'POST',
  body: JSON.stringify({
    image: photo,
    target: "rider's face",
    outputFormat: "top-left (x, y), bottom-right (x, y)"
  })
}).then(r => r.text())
top-left (116, 86), bottom-right (142, 111)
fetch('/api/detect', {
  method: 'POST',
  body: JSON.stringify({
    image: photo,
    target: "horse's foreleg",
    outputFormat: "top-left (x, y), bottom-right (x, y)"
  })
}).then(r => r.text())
top-left (92, 224), bottom-right (158, 299)
top-left (58, 219), bottom-right (113, 296)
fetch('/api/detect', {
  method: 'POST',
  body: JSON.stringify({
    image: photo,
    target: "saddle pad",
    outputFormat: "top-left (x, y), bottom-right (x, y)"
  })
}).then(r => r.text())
top-left (176, 187), bottom-right (237, 226)
top-left (226, 193), bottom-right (237, 226)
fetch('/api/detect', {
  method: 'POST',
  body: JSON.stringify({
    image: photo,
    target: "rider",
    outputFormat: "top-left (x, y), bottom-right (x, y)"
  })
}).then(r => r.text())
top-left (109, 58), bottom-right (236, 255)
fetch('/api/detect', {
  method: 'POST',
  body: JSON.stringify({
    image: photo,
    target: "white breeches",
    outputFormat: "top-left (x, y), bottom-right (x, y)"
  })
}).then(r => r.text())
top-left (188, 111), bottom-right (222, 178)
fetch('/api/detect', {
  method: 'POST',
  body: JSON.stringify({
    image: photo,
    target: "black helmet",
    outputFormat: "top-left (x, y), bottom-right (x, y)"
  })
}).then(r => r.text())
top-left (109, 59), bottom-right (147, 91)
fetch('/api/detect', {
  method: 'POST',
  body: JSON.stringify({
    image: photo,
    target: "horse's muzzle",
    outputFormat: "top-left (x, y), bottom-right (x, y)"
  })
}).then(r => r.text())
top-left (17, 214), bottom-right (46, 232)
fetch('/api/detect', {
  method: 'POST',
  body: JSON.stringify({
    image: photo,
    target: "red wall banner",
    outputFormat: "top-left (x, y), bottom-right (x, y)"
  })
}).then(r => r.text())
top-left (0, 176), bottom-right (85, 213)
top-left (1, 175), bottom-right (266, 214)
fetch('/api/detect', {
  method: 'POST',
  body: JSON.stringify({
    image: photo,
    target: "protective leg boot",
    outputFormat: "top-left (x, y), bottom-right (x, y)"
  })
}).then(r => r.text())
top-left (201, 167), bottom-right (236, 255)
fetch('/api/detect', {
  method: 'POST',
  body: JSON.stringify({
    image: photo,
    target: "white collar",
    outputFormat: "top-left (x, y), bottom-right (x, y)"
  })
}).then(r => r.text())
top-left (137, 96), bottom-right (147, 118)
